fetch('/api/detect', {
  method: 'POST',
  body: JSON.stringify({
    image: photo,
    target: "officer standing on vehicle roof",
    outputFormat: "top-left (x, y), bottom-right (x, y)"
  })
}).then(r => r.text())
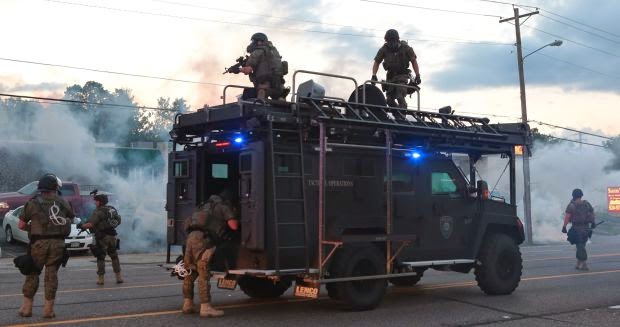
top-left (372, 29), bottom-right (421, 108)
top-left (239, 32), bottom-right (287, 101)
top-left (17, 173), bottom-right (74, 318)
top-left (562, 188), bottom-right (596, 271)
top-left (181, 190), bottom-right (239, 318)
top-left (78, 193), bottom-right (123, 285)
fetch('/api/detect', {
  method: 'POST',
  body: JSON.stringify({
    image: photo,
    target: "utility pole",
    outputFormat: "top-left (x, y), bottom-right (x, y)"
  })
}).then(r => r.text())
top-left (500, 7), bottom-right (539, 244)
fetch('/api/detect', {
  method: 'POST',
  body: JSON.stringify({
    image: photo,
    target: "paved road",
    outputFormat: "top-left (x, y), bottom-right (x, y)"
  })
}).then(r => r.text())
top-left (1, 236), bottom-right (620, 327)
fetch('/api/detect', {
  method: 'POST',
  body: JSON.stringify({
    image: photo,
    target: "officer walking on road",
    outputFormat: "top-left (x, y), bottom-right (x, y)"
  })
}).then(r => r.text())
top-left (78, 194), bottom-right (123, 285)
top-left (239, 32), bottom-right (287, 101)
top-left (181, 191), bottom-right (239, 318)
top-left (562, 188), bottom-right (596, 271)
top-left (17, 173), bottom-right (74, 318)
top-left (372, 29), bottom-right (421, 108)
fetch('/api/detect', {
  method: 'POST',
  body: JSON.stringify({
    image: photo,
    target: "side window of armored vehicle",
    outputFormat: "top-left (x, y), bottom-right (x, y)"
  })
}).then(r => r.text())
top-left (343, 158), bottom-right (375, 177)
top-left (173, 161), bottom-right (189, 177)
top-left (212, 164), bottom-right (229, 179)
top-left (431, 172), bottom-right (459, 196)
top-left (390, 159), bottom-right (415, 193)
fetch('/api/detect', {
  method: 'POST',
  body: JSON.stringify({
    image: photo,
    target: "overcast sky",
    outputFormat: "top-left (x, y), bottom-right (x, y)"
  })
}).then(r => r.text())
top-left (1, 0), bottom-right (618, 137)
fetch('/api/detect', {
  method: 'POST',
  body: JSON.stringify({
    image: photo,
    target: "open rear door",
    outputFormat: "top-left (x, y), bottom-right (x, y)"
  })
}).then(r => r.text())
top-left (239, 142), bottom-right (265, 250)
top-left (166, 151), bottom-right (197, 246)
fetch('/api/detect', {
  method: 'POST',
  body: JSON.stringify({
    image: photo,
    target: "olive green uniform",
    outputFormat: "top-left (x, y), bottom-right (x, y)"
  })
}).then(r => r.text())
top-left (20, 194), bottom-right (74, 301)
top-left (374, 41), bottom-right (417, 108)
top-left (565, 199), bottom-right (595, 262)
top-left (88, 205), bottom-right (121, 276)
top-left (183, 195), bottom-right (234, 304)
top-left (246, 41), bottom-right (285, 100)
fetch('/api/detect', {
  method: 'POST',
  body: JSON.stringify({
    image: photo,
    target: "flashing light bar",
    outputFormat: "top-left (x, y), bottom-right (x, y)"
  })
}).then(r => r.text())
top-left (215, 141), bottom-right (231, 148)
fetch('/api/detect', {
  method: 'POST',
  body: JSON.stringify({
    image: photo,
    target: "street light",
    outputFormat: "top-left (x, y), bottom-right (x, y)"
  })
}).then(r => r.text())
top-left (517, 38), bottom-right (562, 244)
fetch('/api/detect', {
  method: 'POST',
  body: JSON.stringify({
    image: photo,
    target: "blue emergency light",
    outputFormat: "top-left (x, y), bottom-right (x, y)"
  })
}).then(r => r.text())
top-left (405, 150), bottom-right (423, 160)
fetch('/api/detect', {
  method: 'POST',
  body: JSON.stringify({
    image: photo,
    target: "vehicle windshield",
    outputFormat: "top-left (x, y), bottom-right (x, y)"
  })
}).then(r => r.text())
top-left (17, 182), bottom-right (38, 195)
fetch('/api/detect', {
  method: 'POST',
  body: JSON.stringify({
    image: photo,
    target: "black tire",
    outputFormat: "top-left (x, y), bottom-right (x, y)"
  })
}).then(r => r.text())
top-left (238, 276), bottom-right (291, 299)
top-left (5, 226), bottom-right (15, 244)
top-left (328, 244), bottom-right (387, 310)
top-left (475, 233), bottom-right (522, 295)
top-left (389, 268), bottom-right (425, 287)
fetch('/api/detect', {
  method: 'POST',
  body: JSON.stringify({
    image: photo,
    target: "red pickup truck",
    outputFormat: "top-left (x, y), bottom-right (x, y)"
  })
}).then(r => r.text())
top-left (0, 181), bottom-right (101, 219)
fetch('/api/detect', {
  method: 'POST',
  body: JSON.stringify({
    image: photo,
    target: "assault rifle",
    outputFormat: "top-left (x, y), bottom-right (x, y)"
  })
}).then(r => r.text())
top-left (223, 55), bottom-right (249, 74)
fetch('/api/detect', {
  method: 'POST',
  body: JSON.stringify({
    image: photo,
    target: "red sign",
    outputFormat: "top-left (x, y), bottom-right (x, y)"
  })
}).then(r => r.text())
top-left (609, 187), bottom-right (620, 214)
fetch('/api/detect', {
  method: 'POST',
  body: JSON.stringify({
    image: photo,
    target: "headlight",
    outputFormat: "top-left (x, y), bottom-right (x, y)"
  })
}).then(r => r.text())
top-left (0, 202), bottom-right (9, 209)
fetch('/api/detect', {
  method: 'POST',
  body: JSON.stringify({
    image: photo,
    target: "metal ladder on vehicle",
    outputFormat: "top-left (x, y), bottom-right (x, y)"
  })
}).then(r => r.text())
top-left (268, 121), bottom-right (309, 273)
top-left (301, 97), bottom-right (504, 139)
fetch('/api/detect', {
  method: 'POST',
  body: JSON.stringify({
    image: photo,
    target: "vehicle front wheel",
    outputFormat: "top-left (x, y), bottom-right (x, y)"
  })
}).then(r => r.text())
top-left (5, 226), bottom-right (15, 244)
top-left (475, 233), bottom-right (522, 295)
top-left (328, 244), bottom-right (387, 310)
top-left (238, 276), bottom-right (291, 299)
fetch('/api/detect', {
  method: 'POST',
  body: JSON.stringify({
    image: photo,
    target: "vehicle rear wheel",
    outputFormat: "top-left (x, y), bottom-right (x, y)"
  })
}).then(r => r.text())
top-left (475, 233), bottom-right (522, 295)
top-left (389, 267), bottom-right (425, 287)
top-left (238, 276), bottom-right (291, 299)
top-left (5, 226), bottom-right (15, 244)
top-left (328, 244), bottom-right (387, 310)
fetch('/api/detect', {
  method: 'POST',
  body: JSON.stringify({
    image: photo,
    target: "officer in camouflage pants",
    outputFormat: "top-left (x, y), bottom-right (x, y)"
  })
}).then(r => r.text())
top-left (18, 174), bottom-right (74, 318)
top-left (79, 194), bottom-right (123, 285)
top-left (182, 192), bottom-right (238, 318)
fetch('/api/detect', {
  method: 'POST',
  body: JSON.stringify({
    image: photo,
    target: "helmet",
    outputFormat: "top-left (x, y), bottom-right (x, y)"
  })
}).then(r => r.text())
top-left (251, 32), bottom-right (268, 42)
top-left (94, 194), bottom-right (109, 205)
top-left (572, 188), bottom-right (584, 199)
top-left (385, 29), bottom-right (399, 41)
top-left (37, 173), bottom-right (61, 191)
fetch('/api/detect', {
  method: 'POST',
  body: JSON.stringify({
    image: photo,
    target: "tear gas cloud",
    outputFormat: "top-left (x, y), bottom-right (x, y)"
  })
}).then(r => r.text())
top-left (0, 103), bottom-right (167, 253)
top-left (475, 139), bottom-right (620, 244)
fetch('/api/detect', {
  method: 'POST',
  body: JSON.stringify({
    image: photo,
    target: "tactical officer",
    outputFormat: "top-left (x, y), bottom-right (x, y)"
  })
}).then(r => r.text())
top-left (239, 32), bottom-right (286, 100)
top-left (372, 29), bottom-right (421, 108)
top-left (182, 191), bottom-right (239, 318)
top-left (562, 188), bottom-right (596, 271)
top-left (17, 174), bottom-right (74, 318)
top-left (78, 194), bottom-right (123, 285)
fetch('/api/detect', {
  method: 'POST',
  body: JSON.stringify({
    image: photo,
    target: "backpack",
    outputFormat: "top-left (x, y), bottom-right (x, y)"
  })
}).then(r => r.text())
top-left (104, 205), bottom-right (122, 228)
top-left (382, 40), bottom-right (411, 74)
top-left (570, 200), bottom-right (594, 225)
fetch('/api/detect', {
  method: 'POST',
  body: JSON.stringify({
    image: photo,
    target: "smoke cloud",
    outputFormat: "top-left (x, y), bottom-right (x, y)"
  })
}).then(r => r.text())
top-left (0, 101), bottom-right (167, 253)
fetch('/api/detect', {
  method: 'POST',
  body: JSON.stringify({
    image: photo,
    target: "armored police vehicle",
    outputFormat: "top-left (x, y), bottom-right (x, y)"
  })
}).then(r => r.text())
top-left (166, 71), bottom-right (528, 310)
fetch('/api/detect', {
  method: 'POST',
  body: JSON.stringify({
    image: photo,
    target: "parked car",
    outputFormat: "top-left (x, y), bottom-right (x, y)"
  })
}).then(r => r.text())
top-left (0, 181), bottom-right (108, 219)
top-left (2, 205), bottom-right (93, 252)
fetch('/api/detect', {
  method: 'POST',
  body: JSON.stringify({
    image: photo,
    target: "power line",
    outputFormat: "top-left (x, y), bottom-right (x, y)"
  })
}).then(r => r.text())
top-left (0, 93), bottom-right (176, 112)
top-left (545, 135), bottom-right (607, 148)
top-left (528, 51), bottom-right (620, 80)
top-left (153, 0), bottom-right (511, 46)
top-left (541, 9), bottom-right (620, 39)
top-left (538, 13), bottom-right (620, 45)
top-left (530, 120), bottom-right (613, 140)
top-left (474, 0), bottom-right (538, 9)
top-left (360, 0), bottom-right (503, 18)
top-left (0, 57), bottom-right (227, 87)
top-left (44, 0), bottom-right (509, 46)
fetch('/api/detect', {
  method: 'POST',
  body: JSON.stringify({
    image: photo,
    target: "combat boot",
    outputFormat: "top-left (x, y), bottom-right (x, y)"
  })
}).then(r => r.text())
top-left (182, 299), bottom-right (195, 314)
top-left (18, 297), bottom-right (33, 317)
top-left (580, 261), bottom-right (589, 271)
top-left (97, 275), bottom-right (104, 285)
top-left (199, 303), bottom-right (224, 318)
top-left (575, 260), bottom-right (582, 270)
top-left (115, 272), bottom-right (124, 284)
top-left (43, 300), bottom-right (55, 318)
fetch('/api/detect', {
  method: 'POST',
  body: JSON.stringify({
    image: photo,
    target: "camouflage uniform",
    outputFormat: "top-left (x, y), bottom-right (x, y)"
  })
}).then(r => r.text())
top-left (374, 41), bottom-right (417, 108)
top-left (246, 41), bottom-right (285, 100)
top-left (88, 205), bottom-right (121, 277)
top-left (182, 195), bottom-right (234, 317)
top-left (20, 193), bottom-right (73, 317)
top-left (565, 199), bottom-right (595, 266)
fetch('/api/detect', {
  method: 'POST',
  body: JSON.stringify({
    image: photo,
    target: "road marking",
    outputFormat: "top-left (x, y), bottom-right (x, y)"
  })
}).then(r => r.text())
top-left (4, 298), bottom-right (312, 327)
top-left (524, 253), bottom-right (620, 262)
top-left (0, 282), bottom-right (181, 298)
top-left (4, 269), bottom-right (620, 326)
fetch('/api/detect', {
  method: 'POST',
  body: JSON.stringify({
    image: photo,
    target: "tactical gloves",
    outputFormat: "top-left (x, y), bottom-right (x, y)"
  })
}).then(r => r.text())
top-left (414, 74), bottom-right (421, 85)
top-left (371, 75), bottom-right (378, 85)
top-left (561, 226), bottom-right (567, 234)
